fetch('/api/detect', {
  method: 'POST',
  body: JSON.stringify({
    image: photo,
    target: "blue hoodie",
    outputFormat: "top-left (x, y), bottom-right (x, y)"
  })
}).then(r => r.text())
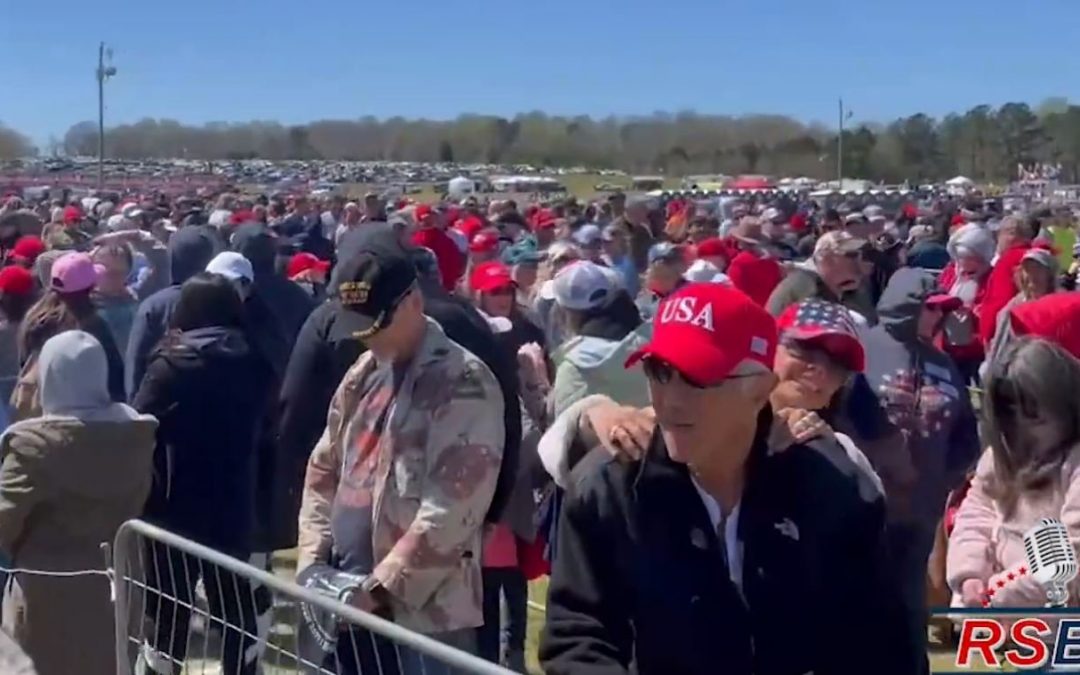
top-left (124, 226), bottom-right (219, 398)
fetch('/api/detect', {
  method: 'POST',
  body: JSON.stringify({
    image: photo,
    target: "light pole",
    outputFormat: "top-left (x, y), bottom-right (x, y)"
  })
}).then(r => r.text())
top-left (837, 98), bottom-right (853, 187)
top-left (96, 42), bottom-right (117, 191)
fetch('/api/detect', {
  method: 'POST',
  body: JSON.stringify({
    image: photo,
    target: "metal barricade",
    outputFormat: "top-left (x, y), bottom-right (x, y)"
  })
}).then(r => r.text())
top-left (112, 519), bottom-right (515, 675)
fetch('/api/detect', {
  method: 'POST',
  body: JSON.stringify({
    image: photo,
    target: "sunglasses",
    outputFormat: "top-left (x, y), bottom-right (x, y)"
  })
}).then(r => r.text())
top-left (642, 357), bottom-right (761, 390)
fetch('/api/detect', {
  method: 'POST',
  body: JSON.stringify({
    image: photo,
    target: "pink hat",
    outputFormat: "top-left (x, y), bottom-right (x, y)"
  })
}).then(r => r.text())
top-left (626, 283), bottom-right (776, 386)
top-left (50, 252), bottom-right (102, 293)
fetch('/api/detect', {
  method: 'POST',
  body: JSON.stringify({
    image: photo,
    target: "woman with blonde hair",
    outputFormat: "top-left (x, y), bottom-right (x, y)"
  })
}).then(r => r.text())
top-left (948, 337), bottom-right (1080, 608)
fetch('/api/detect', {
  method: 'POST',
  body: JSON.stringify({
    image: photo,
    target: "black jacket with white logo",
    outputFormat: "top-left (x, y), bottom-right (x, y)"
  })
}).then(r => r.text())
top-left (540, 407), bottom-right (913, 675)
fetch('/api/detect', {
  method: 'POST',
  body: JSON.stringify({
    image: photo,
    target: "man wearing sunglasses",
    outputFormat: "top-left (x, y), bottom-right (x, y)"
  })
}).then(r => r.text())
top-left (296, 238), bottom-right (506, 673)
top-left (540, 283), bottom-right (909, 675)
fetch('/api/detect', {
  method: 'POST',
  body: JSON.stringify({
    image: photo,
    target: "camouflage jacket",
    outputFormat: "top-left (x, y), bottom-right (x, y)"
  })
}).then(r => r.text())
top-left (297, 317), bottom-right (505, 633)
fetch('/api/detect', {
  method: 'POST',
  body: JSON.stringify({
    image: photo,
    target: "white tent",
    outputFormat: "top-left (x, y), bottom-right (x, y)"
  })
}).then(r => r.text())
top-left (447, 176), bottom-right (476, 197)
top-left (945, 176), bottom-right (974, 187)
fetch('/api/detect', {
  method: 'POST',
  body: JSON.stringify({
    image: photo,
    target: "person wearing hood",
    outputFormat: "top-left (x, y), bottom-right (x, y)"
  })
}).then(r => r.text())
top-left (275, 225), bottom-right (522, 549)
top-left (936, 222), bottom-right (994, 381)
top-left (0, 330), bottom-right (156, 675)
top-left (124, 224), bottom-right (218, 399)
top-left (0, 266), bottom-right (36, 412)
top-left (132, 273), bottom-right (273, 675)
top-left (230, 223), bottom-right (316, 344)
top-left (978, 214), bottom-right (1039, 346)
top-left (861, 267), bottom-right (981, 664)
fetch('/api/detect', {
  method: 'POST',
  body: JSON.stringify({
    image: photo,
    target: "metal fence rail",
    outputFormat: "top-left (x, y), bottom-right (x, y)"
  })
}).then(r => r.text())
top-left (113, 519), bottom-right (515, 675)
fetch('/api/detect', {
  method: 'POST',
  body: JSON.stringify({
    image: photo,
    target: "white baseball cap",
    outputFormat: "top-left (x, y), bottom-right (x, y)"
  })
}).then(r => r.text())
top-left (683, 259), bottom-right (732, 286)
top-left (573, 224), bottom-right (603, 247)
top-left (206, 251), bottom-right (254, 283)
top-left (552, 261), bottom-right (615, 311)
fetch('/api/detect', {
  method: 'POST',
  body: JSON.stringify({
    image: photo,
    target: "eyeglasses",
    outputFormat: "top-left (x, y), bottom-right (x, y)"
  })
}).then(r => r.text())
top-left (642, 357), bottom-right (761, 390)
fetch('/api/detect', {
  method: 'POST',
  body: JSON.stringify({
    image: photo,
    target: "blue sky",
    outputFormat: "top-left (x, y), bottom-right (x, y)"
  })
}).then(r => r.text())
top-left (6, 0), bottom-right (1080, 145)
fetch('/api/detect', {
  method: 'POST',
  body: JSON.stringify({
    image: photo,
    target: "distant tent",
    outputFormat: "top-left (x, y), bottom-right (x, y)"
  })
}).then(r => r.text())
top-left (447, 176), bottom-right (476, 197)
top-left (945, 175), bottom-right (974, 187)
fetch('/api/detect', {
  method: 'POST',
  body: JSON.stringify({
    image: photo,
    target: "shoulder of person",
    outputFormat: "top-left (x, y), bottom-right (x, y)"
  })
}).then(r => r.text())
top-left (441, 348), bottom-right (501, 404)
top-left (772, 435), bottom-right (885, 513)
top-left (0, 417), bottom-right (92, 462)
top-left (563, 445), bottom-right (633, 518)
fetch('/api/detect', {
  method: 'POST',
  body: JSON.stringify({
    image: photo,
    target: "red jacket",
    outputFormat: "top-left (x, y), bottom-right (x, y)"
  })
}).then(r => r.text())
top-left (936, 261), bottom-right (989, 362)
top-left (978, 245), bottom-right (1030, 346)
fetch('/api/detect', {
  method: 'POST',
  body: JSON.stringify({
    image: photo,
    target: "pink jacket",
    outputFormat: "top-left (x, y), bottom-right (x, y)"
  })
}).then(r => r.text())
top-left (947, 448), bottom-right (1080, 608)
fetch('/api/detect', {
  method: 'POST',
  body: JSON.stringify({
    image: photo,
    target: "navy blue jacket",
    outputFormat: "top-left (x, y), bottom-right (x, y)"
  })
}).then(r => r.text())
top-left (124, 226), bottom-right (219, 398)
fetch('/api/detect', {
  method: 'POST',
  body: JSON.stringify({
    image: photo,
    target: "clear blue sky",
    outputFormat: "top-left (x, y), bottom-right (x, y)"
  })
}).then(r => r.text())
top-left (6, 0), bottom-right (1080, 145)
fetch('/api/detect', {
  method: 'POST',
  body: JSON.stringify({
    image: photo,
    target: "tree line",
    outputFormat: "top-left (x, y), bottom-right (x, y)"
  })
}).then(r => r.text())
top-left (4, 97), bottom-right (1080, 182)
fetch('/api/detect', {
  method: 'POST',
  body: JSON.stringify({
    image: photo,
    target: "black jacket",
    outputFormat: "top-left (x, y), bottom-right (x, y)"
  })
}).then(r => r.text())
top-left (231, 223), bottom-right (316, 345)
top-left (134, 326), bottom-right (274, 557)
top-left (540, 408), bottom-right (911, 675)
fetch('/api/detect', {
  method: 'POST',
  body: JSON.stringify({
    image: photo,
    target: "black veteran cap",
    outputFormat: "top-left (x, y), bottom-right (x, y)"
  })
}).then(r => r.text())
top-left (335, 241), bottom-right (417, 338)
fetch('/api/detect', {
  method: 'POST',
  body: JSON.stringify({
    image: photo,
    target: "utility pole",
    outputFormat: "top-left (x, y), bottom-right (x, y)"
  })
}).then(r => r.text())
top-left (837, 98), bottom-right (844, 187)
top-left (96, 42), bottom-right (117, 191)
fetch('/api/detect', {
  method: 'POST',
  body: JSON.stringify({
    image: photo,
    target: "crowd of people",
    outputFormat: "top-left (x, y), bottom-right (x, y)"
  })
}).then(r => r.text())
top-left (0, 185), bottom-right (1079, 674)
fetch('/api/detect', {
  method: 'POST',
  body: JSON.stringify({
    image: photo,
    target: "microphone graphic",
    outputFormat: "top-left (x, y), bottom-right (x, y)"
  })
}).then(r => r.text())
top-left (1023, 518), bottom-right (1079, 608)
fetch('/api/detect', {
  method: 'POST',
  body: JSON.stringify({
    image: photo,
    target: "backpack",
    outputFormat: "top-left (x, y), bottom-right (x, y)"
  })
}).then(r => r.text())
top-left (9, 353), bottom-right (41, 422)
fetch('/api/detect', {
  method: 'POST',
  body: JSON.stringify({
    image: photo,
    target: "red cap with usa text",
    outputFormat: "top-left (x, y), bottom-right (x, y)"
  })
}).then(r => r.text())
top-left (626, 282), bottom-right (777, 385)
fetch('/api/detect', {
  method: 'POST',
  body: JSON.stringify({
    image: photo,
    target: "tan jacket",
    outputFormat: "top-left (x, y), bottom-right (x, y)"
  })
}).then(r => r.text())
top-left (298, 318), bottom-right (505, 633)
top-left (0, 416), bottom-right (157, 675)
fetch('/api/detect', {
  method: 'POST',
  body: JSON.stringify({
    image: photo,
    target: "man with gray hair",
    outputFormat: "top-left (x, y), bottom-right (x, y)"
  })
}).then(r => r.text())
top-left (539, 282), bottom-right (908, 675)
top-left (766, 230), bottom-right (868, 322)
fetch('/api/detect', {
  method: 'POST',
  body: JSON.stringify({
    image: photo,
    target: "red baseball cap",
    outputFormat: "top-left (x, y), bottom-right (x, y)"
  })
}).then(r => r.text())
top-left (287, 252), bottom-right (331, 278)
top-left (414, 204), bottom-right (435, 223)
top-left (925, 294), bottom-right (964, 313)
top-left (11, 236), bottom-right (45, 264)
top-left (694, 237), bottom-right (731, 260)
top-left (456, 215), bottom-right (485, 240)
top-left (0, 265), bottom-right (33, 296)
top-left (1009, 292), bottom-right (1080, 360)
top-left (469, 230), bottom-right (501, 254)
top-left (533, 210), bottom-right (557, 230)
top-left (776, 299), bottom-right (865, 372)
top-left (626, 283), bottom-right (777, 385)
top-left (62, 205), bottom-right (82, 225)
top-left (470, 261), bottom-right (514, 293)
